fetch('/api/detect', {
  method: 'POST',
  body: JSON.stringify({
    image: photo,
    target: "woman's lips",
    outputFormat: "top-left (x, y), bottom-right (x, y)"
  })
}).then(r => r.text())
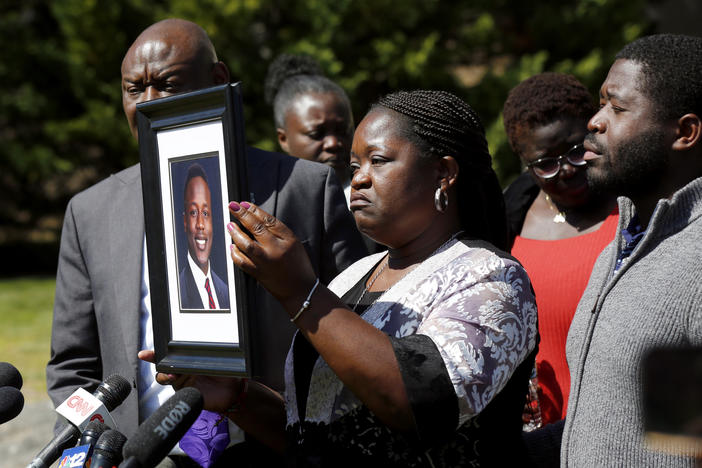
top-left (349, 192), bottom-right (370, 210)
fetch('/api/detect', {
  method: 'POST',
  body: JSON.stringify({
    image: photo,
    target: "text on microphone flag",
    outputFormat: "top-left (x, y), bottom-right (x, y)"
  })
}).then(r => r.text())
top-left (56, 388), bottom-right (117, 431)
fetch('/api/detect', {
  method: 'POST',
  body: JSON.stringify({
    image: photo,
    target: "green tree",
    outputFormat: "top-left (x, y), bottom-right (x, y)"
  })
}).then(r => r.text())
top-left (0, 1), bottom-right (153, 246)
top-left (0, 0), bottom-right (653, 265)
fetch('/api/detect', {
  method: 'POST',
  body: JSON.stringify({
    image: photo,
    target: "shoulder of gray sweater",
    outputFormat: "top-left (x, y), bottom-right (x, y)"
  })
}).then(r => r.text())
top-left (640, 175), bottom-right (702, 239)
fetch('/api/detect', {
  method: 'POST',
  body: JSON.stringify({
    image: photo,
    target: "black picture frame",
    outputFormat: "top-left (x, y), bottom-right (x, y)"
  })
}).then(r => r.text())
top-left (137, 83), bottom-right (253, 377)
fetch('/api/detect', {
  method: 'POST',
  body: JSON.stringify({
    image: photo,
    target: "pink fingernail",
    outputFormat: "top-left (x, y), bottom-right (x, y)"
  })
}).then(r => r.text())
top-left (241, 201), bottom-right (251, 209)
top-left (230, 244), bottom-right (235, 252)
top-left (229, 201), bottom-right (240, 212)
top-left (227, 222), bottom-right (234, 232)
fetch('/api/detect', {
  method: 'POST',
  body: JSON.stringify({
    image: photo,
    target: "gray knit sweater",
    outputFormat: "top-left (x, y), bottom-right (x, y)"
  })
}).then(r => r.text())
top-left (561, 176), bottom-right (702, 466)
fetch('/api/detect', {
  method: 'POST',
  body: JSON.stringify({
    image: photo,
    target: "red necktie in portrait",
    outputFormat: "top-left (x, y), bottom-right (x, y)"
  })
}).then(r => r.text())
top-left (204, 278), bottom-right (216, 309)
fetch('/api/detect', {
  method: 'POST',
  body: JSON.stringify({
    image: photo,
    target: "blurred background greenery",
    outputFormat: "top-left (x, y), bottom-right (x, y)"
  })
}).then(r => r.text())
top-left (1, 0), bottom-right (700, 279)
top-left (0, 0), bottom-right (699, 413)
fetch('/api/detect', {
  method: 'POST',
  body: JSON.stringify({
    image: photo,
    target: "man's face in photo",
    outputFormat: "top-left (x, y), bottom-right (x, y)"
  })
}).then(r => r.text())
top-left (183, 176), bottom-right (213, 274)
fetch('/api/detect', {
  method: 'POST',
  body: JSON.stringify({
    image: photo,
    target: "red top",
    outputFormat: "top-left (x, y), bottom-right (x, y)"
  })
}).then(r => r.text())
top-left (512, 209), bottom-right (619, 424)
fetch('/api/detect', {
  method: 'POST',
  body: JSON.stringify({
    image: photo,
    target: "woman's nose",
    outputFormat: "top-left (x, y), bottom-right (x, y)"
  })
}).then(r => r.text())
top-left (351, 164), bottom-right (370, 188)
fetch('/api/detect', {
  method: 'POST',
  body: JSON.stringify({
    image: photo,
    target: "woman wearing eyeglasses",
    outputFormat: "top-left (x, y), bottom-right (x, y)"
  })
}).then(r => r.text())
top-left (502, 73), bottom-right (618, 426)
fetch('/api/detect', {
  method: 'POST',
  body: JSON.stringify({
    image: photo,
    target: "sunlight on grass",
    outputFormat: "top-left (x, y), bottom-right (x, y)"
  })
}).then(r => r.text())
top-left (0, 277), bottom-right (55, 402)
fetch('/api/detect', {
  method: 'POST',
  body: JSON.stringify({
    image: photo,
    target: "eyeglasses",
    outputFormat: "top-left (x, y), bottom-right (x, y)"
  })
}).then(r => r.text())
top-left (526, 143), bottom-right (587, 179)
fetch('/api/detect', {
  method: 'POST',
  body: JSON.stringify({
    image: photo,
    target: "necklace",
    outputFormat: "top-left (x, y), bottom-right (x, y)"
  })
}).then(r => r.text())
top-left (544, 194), bottom-right (566, 224)
top-left (351, 230), bottom-right (464, 312)
top-left (352, 255), bottom-right (389, 312)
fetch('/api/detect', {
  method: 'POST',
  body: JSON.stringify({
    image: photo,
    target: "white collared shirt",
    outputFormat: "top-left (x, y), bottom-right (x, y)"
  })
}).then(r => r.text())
top-left (343, 180), bottom-right (351, 209)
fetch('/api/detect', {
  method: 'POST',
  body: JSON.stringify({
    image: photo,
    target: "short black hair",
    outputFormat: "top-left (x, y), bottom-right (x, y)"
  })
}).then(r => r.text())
top-left (264, 53), bottom-right (352, 128)
top-left (183, 163), bottom-right (209, 202)
top-left (615, 34), bottom-right (702, 120)
top-left (502, 73), bottom-right (596, 155)
top-left (373, 90), bottom-right (508, 250)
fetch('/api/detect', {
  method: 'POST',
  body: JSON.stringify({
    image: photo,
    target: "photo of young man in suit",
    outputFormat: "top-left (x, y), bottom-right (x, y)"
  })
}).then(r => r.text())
top-left (177, 161), bottom-right (230, 310)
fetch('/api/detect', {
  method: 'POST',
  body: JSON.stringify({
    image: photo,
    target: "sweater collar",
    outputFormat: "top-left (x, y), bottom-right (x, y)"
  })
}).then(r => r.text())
top-left (616, 175), bottom-right (702, 241)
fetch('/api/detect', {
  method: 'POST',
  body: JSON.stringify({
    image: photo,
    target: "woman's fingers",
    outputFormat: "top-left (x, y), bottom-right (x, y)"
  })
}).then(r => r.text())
top-left (229, 201), bottom-right (295, 241)
top-left (227, 221), bottom-right (259, 274)
top-left (229, 201), bottom-right (273, 244)
top-left (227, 200), bottom-right (315, 301)
top-left (229, 243), bottom-right (259, 277)
top-left (227, 200), bottom-right (298, 269)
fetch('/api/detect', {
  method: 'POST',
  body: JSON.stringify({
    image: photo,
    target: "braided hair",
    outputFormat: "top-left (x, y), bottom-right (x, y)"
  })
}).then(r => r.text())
top-left (373, 90), bottom-right (508, 250)
top-left (264, 53), bottom-right (352, 129)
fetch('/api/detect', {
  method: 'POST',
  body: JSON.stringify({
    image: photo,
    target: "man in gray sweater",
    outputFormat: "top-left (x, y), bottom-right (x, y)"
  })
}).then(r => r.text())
top-left (527, 34), bottom-right (702, 466)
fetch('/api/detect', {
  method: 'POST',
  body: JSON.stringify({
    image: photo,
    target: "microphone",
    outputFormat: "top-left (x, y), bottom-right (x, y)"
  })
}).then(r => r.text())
top-left (78, 419), bottom-right (108, 448)
top-left (0, 362), bottom-right (23, 389)
top-left (120, 387), bottom-right (204, 468)
top-left (55, 444), bottom-right (92, 468)
top-left (91, 429), bottom-right (127, 467)
top-left (27, 374), bottom-right (131, 468)
top-left (51, 421), bottom-right (108, 468)
top-left (0, 386), bottom-right (24, 424)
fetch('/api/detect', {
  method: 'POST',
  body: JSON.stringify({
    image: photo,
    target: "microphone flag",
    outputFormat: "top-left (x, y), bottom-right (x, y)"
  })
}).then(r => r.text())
top-left (56, 387), bottom-right (117, 431)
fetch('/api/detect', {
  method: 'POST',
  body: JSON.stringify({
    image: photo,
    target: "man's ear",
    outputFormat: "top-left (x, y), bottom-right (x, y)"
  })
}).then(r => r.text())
top-left (277, 128), bottom-right (290, 153)
top-left (672, 113), bottom-right (702, 151)
top-left (212, 61), bottom-right (230, 85)
top-left (438, 156), bottom-right (460, 190)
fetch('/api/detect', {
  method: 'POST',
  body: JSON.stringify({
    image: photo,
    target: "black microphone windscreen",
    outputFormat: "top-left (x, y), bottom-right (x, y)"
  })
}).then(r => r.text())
top-left (78, 420), bottom-right (108, 446)
top-left (92, 429), bottom-right (127, 466)
top-left (0, 362), bottom-right (23, 389)
top-left (0, 386), bottom-right (24, 424)
top-left (122, 387), bottom-right (204, 468)
top-left (95, 374), bottom-right (131, 411)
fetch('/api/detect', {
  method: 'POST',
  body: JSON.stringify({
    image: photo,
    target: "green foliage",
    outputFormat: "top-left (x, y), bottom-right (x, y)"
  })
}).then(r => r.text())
top-left (0, 0), bottom-right (654, 246)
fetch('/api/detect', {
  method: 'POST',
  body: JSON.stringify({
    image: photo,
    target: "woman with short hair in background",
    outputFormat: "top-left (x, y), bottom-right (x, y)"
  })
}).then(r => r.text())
top-left (502, 73), bottom-right (618, 426)
top-left (264, 54), bottom-right (354, 203)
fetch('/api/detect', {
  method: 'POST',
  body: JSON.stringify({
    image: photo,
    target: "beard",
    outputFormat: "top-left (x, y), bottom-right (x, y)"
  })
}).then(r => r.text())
top-left (585, 128), bottom-right (668, 199)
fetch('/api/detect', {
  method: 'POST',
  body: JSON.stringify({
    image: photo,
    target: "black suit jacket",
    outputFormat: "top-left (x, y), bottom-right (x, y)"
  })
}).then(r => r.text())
top-left (178, 264), bottom-right (230, 309)
top-left (47, 146), bottom-right (366, 437)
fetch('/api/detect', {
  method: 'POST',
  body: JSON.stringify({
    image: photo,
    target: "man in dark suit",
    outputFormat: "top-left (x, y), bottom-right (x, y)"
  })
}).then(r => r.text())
top-left (178, 163), bottom-right (229, 310)
top-left (46, 18), bottom-right (366, 451)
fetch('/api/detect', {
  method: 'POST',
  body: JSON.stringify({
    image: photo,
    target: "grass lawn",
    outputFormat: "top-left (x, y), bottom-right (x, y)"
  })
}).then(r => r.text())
top-left (0, 277), bottom-right (55, 402)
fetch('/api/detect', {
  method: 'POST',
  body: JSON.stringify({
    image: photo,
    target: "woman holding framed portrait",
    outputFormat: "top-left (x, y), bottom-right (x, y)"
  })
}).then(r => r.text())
top-left (147, 90), bottom-right (537, 467)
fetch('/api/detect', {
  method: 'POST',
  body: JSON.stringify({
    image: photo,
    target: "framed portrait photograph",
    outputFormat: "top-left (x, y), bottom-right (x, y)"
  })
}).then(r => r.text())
top-left (137, 83), bottom-right (253, 377)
